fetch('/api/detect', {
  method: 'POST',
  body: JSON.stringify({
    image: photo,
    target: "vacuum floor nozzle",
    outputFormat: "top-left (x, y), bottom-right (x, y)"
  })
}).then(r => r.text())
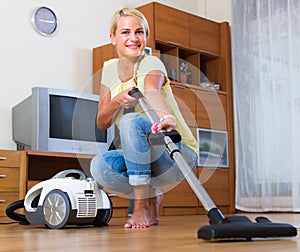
top-left (198, 215), bottom-right (298, 240)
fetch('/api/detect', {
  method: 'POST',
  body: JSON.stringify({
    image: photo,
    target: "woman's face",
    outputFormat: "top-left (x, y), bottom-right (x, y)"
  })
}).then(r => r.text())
top-left (111, 16), bottom-right (147, 59)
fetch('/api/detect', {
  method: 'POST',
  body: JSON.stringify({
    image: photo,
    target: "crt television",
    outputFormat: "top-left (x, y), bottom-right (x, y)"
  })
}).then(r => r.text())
top-left (12, 86), bottom-right (114, 155)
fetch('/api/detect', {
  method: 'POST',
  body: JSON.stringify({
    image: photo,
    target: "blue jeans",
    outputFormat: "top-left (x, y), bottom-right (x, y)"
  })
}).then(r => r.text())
top-left (90, 113), bottom-right (198, 198)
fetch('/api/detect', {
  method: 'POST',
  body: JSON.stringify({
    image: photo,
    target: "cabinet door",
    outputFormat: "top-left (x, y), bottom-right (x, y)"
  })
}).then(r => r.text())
top-left (154, 3), bottom-right (189, 48)
top-left (161, 170), bottom-right (199, 216)
top-left (198, 168), bottom-right (229, 207)
top-left (189, 15), bottom-right (220, 56)
top-left (171, 84), bottom-right (197, 128)
top-left (196, 90), bottom-right (227, 130)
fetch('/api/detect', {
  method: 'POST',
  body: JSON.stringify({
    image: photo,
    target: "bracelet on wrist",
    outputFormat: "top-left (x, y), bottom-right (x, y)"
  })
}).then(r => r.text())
top-left (159, 114), bottom-right (176, 123)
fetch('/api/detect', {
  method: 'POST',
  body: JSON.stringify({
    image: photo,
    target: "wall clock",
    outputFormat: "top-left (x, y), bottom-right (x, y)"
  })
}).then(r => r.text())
top-left (32, 6), bottom-right (58, 36)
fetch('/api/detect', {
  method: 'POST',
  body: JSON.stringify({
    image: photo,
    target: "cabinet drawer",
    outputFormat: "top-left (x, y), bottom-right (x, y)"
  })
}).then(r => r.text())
top-left (0, 192), bottom-right (20, 217)
top-left (0, 167), bottom-right (20, 191)
top-left (196, 91), bottom-right (227, 130)
top-left (0, 150), bottom-right (20, 167)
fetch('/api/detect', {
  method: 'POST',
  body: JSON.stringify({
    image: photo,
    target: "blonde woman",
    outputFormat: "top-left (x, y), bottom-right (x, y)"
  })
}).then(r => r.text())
top-left (90, 8), bottom-right (198, 228)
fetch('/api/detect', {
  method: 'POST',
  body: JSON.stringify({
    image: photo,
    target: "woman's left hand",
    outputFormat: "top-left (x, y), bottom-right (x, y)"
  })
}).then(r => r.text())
top-left (151, 117), bottom-right (176, 133)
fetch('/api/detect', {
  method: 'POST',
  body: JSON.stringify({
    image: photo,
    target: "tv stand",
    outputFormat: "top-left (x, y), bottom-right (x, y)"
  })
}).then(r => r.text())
top-left (0, 149), bottom-right (94, 220)
top-left (0, 149), bottom-right (130, 220)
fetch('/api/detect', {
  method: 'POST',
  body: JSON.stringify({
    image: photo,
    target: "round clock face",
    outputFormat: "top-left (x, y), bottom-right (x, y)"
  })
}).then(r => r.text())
top-left (32, 7), bottom-right (58, 36)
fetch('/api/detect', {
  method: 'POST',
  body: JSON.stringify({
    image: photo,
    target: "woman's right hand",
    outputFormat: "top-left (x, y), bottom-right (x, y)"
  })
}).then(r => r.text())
top-left (97, 85), bottom-right (137, 130)
top-left (115, 86), bottom-right (138, 109)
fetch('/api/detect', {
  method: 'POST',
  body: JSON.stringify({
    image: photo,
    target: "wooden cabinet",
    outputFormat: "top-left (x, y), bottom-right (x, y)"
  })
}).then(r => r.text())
top-left (189, 15), bottom-right (220, 56)
top-left (92, 2), bottom-right (235, 214)
top-left (153, 4), bottom-right (190, 48)
top-left (0, 150), bottom-right (26, 219)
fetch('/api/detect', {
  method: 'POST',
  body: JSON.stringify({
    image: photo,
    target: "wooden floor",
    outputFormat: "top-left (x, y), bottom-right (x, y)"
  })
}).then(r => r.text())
top-left (0, 213), bottom-right (300, 252)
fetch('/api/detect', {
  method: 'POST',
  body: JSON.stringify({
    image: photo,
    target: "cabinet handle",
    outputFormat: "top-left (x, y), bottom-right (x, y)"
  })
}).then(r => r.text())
top-left (0, 156), bottom-right (7, 161)
top-left (0, 200), bottom-right (6, 203)
top-left (200, 50), bottom-right (213, 55)
top-left (0, 174), bottom-right (7, 178)
top-left (167, 41), bottom-right (181, 47)
top-left (173, 84), bottom-right (186, 89)
top-left (206, 91), bottom-right (217, 95)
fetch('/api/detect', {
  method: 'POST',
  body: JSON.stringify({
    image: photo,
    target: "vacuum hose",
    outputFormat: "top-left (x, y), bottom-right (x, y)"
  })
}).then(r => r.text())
top-left (6, 200), bottom-right (29, 224)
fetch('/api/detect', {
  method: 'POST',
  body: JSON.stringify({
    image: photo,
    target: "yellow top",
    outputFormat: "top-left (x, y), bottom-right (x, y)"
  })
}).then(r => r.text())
top-left (101, 55), bottom-right (198, 154)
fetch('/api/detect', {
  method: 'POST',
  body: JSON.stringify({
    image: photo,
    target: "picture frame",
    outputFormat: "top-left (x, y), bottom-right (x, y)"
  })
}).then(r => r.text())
top-left (197, 128), bottom-right (228, 168)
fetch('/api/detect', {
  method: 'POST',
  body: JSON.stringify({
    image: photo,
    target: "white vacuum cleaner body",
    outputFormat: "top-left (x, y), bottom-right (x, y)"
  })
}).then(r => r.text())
top-left (24, 169), bottom-right (112, 229)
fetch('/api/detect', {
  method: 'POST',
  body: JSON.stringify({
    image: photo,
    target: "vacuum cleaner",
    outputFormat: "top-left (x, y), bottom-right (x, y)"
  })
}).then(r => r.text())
top-left (6, 169), bottom-right (113, 229)
top-left (129, 87), bottom-right (297, 241)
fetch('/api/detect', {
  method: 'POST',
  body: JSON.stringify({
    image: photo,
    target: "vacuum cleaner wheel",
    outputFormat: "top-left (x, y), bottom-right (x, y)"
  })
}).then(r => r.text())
top-left (42, 189), bottom-right (70, 229)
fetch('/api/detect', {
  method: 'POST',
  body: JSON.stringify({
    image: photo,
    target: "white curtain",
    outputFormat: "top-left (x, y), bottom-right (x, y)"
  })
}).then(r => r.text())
top-left (232, 0), bottom-right (300, 211)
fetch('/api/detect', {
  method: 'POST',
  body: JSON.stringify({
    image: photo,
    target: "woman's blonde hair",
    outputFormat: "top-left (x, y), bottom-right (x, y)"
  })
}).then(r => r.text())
top-left (110, 8), bottom-right (149, 38)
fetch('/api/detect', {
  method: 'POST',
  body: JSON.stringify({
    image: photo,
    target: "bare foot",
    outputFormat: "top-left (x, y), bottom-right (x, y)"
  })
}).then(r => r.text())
top-left (149, 190), bottom-right (163, 225)
top-left (124, 198), bottom-right (150, 228)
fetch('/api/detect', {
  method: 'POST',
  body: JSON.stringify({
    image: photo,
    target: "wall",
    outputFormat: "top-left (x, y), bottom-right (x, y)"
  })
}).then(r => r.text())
top-left (0, 0), bottom-right (231, 150)
top-left (205, 0), bottom-right (232, 23)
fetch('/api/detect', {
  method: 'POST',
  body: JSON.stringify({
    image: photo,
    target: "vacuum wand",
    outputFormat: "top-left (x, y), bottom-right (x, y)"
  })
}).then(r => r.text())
top-left (128, 87), bottom-right (160, 123)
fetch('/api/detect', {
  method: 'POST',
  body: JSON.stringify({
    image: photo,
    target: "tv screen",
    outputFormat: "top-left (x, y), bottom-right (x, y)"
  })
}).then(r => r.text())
top-left (50, 95), bottom-right (107, 143)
